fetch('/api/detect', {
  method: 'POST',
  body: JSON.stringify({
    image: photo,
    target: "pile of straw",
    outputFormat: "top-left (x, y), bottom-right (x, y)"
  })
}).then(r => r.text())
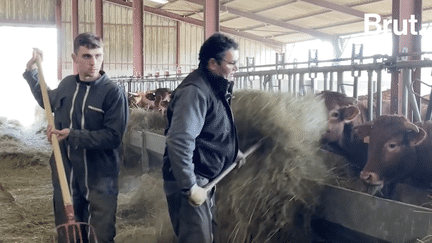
top-left (122, 108), bottom-right (167, 168)
top-left (217, 90), bottom-right (329, 243)
top-left (125, 108), bottom-right (167, 135)
top-left (116, 172), bottom-right (174, 243)
top-left (0, 118), bottom-right (51, 168)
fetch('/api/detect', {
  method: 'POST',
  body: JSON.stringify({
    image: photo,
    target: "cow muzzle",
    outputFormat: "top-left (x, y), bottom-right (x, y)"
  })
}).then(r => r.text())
top-left (360, 171), bottom-right (384, 187)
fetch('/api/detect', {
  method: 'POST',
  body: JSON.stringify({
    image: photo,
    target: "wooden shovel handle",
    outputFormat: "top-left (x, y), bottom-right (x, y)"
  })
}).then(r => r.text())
top-left (35, 56), bottom-right (73, 207)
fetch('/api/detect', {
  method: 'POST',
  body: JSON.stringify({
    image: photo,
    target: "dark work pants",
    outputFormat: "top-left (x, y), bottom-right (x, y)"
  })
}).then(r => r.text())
top-left (50, 156), bottom-right (118, 243)
top-left (164, 176), bottom-right (219, 243)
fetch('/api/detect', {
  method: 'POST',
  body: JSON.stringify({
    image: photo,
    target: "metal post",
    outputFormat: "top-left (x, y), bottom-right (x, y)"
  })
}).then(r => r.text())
top-left (337, 71), bottom-right (344, 94)
top-left (367, 70), bottom-right (374, 121)
top-left (376, 69), bottom-right (383, 117)
top-left (402, 68), bottom-right (409, 117)
top-left (405, 69), bottom-right (422, 122)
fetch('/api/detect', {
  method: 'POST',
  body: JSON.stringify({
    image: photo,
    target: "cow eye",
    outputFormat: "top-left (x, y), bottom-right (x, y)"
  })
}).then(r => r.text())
top-left (331, 111), bottom-right (339, 118)
top-left (388, 143), bottom-right (397, 149)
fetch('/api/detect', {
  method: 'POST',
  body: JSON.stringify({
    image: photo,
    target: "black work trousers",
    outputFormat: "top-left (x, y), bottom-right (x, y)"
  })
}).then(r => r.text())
top-left (164, 176), bottom-right (219, 243)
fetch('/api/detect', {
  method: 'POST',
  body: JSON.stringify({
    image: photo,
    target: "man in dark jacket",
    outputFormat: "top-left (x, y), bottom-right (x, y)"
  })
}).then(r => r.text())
top-left (162, 33), bottom-right (239, 243)
top-left (23, 32), bottom-right (128, 243)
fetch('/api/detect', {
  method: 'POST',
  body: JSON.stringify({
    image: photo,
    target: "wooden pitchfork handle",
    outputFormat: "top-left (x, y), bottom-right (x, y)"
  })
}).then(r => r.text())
top-left (203, 140), bottom-right (263, 192)
top-left (35, 56), bottom-right (75, 221)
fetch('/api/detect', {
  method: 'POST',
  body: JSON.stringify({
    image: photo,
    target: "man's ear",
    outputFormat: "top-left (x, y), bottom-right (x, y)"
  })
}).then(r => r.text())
top-left (208, 58), bottom-right (218, 71)
top-left (71, 53), bottom-right (77, 63)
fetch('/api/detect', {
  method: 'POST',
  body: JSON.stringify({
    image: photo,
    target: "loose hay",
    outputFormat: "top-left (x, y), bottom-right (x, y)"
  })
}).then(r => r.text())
top-left (126, 108), bottom-right (167, 135)
top-left (217, 90), bottom-right (329, 243)
top-left (116, 172), bottom-right (174, 243)
top-left (122, 108), bottom-right (167, 168)
top-left (0, 123), bottom-right (51, 168)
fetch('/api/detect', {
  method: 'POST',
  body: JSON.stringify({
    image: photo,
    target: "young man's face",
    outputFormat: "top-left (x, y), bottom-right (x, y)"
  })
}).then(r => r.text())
top-left (211, 48), bottom-right (239, 80)
top-left (72, 46), bottom-right (104, 82)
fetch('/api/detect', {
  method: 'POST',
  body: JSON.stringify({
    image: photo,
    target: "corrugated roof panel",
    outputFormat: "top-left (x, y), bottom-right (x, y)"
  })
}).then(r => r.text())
top-left (330, 0), bottom-right (370, 5)
top-left (289, 11), bottom-right (360, 29)
top-left (273, 32), bottom-right (313, 43)
top-left (225, 0), bottom-right (290, 12)
top-left (222, 16), bottom-right (267, 29)
top-left (258, 1), bottom-right (323, 21)
top-left (321, 21), bottom-right (365, 35)
top-left (353, 1), bottom-right (392, 15)
top-left (161, 0), bottom-right (201, 16)
top-left (248, 25), bottom-right (294, 37)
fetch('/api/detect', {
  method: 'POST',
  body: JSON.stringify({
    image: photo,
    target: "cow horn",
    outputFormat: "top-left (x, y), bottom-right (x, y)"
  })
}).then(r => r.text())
top-left (404, 122), bottom-right (419, 133)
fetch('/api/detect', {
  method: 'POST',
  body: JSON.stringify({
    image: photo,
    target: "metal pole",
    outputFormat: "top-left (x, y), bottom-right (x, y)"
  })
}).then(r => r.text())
top-left (402, 68), bottom-right (409, 117)
top-left (367, 70), bottom-right (374, 121)
top-left (405, 69), bottom-right (422, 122)
top-left (376, 69), bottom-right (383, 117)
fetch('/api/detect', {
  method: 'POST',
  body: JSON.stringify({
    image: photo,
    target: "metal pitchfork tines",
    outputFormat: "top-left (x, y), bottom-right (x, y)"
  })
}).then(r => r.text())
top-left (34, 49), bottom-right (98, 243)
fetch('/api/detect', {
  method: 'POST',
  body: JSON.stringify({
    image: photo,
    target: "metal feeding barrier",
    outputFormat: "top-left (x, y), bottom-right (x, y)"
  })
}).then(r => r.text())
top-left (112, 45), bottom-right (432, 122)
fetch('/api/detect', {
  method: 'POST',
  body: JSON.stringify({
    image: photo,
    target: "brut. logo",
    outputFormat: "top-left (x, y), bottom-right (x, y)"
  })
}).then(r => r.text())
top-left (364, 13), bottom-right (419, 35)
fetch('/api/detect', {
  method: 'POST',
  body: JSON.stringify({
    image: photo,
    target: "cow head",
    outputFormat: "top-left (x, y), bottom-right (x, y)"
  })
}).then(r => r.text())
top-left (128, 92), bottom-right (141, 108)
top-left (356, 115), bottom-right (427, 189)
top-left (317, 91), bottom-right (357, 112)
top-left (321, 105), bottom-right (361, 144)
top-left (152, 88), bottom-right (172, 115)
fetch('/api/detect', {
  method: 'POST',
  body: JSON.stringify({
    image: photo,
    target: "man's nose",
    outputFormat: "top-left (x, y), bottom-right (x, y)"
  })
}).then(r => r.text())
top-left (89, 56), bottom-right (96, 64)
top-left (233, 65), bottom-right (238, 72)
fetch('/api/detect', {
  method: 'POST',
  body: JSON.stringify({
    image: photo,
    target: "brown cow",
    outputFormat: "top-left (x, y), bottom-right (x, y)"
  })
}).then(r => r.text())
top-left (317, 91), bottom-right (369, 174)
top-left (356, 115), bottom-right (432, 192)
top-left (128, 88), bottom-right (172, 114)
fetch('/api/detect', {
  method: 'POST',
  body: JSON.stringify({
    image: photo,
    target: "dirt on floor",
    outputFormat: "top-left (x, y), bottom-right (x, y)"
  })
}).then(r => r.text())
top-left (0, 117), bottom-right (174, 243)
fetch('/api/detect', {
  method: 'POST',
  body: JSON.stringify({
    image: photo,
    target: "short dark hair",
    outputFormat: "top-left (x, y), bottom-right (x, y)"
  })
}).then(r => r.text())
top-left (73, 32), bottom-right (103, 54)
top-left (198, 33), bottom-right (238, 68)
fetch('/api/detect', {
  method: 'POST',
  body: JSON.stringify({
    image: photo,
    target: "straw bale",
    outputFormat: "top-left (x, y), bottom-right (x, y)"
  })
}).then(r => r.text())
top-left (116, 172), bottom-right (174, 243)
top-left (217, 90), bottom-right (329, 243)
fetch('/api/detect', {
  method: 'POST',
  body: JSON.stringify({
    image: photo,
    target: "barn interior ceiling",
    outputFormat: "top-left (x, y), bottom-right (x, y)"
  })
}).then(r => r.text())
top-left (119, 0), bottom-right (432, 47)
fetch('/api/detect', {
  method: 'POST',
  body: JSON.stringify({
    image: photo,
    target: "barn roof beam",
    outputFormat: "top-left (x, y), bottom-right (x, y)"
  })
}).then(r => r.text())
top-left (183, 0), bottom-right (336, 41)
top-left (299, 0), bottom-right (366, 19)
top-left (105, 0), bottom-right (284, 48)
top-left (237, 0), bottom-right (385, 33)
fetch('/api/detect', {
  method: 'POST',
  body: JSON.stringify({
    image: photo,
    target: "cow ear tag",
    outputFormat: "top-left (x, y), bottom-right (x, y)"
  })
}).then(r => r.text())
top-left (363, 136), bottom-right (370, 144)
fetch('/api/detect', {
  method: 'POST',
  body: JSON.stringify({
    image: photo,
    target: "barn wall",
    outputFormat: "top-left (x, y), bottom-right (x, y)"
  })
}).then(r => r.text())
top-left (0, 0), bottom-right (278, 80)
top-left (0, 0), bottom-right (55, 26)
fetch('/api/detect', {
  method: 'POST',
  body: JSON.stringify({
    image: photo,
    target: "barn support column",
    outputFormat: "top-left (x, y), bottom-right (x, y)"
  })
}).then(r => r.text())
top-left (95, 0), bottom-right (103, 70)
top-left (133, 0), bottom-right (144, 77)
top-left (95, 0), bottom-right (103, 38)
top-left (390, 0), bottom-right (422, 118)
top-left (72, 0), bottom-right (79, 74)
top-left (176, 21), bottom-right (180, 73)
top-left (204, 0), bottom-right (220, 39)
top-left (56, 0), bottom-right (62, 81)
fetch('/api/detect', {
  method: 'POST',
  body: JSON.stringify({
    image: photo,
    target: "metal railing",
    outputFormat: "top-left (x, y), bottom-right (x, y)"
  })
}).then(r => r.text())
top-left (112, 47), bottom-right (432, 121)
